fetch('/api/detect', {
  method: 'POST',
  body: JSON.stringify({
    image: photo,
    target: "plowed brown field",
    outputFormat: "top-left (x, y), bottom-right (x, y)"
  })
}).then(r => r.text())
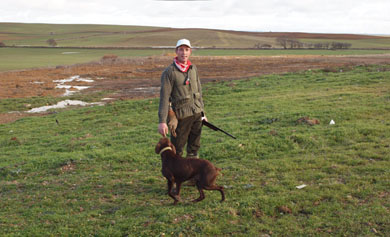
top-left (1, 54), bottom-right (390, 124)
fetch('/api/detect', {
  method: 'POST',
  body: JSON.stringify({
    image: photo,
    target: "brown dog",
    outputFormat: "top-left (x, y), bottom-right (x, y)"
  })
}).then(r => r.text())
top-left (155, 137), bottom-right (225, 205)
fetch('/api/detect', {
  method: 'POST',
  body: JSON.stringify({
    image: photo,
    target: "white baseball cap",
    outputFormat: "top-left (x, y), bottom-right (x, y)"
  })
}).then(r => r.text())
top-left (176, 39), bottom-right (191, 48)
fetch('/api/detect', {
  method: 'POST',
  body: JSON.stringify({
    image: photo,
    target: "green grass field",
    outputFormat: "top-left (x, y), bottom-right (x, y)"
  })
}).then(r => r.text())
top-left (1, 65), bottom-right (389, 236)
top-left (1, 47), bottom-right (389, 72)
top-left (0, 47), bottom-right (167, 71)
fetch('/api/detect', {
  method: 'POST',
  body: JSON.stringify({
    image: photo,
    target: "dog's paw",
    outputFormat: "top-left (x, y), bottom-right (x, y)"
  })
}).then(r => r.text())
top-left (172, 197), bottom-right (181, 205)
top-left (192, 197), bottom-right (204, 203)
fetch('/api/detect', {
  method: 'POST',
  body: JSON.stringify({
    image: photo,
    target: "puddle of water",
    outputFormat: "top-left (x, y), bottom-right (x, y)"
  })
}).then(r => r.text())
top-left (61, 52), bottom-right (80, 54)
top-left (132, 87), bottom-right (160, 93)
top-left (27, 100), bottom-right (104, 113)
top-left (54, 75), bottom-right (94, 96)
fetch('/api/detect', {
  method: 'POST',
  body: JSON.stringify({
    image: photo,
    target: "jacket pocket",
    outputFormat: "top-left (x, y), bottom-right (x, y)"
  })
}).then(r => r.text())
top-left (193, 92), bottom-right (203, 108)
top-left (172, 95), bottom-right (191, 109)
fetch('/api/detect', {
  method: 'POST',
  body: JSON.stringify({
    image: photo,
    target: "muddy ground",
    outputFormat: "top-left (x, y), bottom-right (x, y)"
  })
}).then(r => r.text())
top-left (1, 54), bottom-right (390, 124)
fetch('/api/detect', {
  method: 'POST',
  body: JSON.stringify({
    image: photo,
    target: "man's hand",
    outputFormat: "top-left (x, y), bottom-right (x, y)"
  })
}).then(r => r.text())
top-left (168, 110), bottom-right (178, 137)
top-left (158, 123), bottom-right (169, 137)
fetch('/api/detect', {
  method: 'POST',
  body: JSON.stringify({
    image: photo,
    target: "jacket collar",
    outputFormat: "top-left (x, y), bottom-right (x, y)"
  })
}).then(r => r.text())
top-left (172, 62), bottom-right (192, 72)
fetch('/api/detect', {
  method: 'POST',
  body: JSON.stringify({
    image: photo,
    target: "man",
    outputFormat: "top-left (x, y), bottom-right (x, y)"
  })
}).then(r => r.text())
top-left (158, 39), bottom-right (207, 158)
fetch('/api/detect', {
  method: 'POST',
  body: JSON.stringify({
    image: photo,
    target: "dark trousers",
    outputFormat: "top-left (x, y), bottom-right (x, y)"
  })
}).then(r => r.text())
top-left (171, 113), bottom-right (202, 157)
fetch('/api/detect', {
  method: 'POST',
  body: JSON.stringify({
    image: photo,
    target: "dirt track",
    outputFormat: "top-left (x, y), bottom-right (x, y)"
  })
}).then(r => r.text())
top-left (1, 54), bottom-right (390, 124)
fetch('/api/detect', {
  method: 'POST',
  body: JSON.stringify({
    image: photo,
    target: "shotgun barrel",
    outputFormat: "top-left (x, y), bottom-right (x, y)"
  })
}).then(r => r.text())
top-left (202, 120), bottom-right (237, 139)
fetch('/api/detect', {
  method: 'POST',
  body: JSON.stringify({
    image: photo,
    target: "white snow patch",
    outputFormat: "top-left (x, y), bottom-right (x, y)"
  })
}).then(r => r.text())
top-left (54, 75), bottom-right (94, 96)
top-left (27, 100), bottom-right (104, 113)
top-left (73, 86), bottom-right (91, 90)
top-left (63, 90), bottom-right (77, 97)
top-left (53, 77), bottom-right (76, 84)
top-left (132, 87), bottom-right (160, 93)
top-left (77, 78), bottom-right (94, 83)
top-left (56, 85), bottom-right (72, 89)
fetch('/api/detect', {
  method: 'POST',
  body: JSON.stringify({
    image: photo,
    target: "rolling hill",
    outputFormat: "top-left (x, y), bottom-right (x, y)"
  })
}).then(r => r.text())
top-left (1, 22), bottom-right (390, 49)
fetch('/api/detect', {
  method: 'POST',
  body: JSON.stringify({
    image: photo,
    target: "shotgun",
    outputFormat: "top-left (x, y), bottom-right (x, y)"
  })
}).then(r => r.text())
top-left (202, 119), bottom-right (237, 139)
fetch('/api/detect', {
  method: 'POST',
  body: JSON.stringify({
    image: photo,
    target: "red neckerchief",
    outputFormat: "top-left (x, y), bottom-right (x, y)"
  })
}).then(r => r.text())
top-left (174, 57), bottom-right (192, 73)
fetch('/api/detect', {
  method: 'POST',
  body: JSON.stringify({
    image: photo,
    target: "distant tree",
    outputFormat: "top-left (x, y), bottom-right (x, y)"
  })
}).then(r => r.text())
top-left (331, 42), bottom-right (341, 49)
top-left (276, 37), bottom-right (304, 49)
top-left (303, 42), bottom-right (331, 49)
top-left (330, 42), bottom-right (351, 49)
top-left (46, 38), bottom-right (57, 47)
top-left (314, 43), bottom-right (324, 49)
top-left (0, 41), bottom-right (6, 47)
top-left (260, 44), bottom-right (272, 48)
top-left (254, 43), bottom-right (272, 49)
top-left (288, 40), bottom-right (295, 49)
top-left (342, 43), bottom-right (352, 49)
top-left (291, 40), bottom-right (304, 49)
top-left (276, 37), bottom-right (288, 49)
top-left (323, 42), bottom-right (330, 49)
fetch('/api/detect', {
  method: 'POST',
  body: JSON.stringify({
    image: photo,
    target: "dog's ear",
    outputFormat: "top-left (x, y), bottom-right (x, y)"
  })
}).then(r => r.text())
top-left (155, 141), bottom-right (162, 154)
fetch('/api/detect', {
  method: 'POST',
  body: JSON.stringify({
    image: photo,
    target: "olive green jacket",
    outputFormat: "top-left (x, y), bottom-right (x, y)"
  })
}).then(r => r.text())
top-left (158, 63), bottom-right (204, 123)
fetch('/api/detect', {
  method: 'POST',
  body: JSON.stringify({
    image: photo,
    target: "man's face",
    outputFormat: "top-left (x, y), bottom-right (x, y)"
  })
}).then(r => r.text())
top-left (175, 45), bottom-right (191, 64)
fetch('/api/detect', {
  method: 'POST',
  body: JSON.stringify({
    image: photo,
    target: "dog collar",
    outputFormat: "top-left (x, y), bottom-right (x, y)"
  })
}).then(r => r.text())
top-left (159, 146), bottom-right (172, 155)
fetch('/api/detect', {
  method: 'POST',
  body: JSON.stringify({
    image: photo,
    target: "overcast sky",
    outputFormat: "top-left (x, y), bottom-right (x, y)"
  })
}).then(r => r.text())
top-left (1, 0), bottom-right (389, 35)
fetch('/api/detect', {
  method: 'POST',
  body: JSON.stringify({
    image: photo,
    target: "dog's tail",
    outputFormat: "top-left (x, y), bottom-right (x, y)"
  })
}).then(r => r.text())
top-left (216, 167), bottom-right (223, 176)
